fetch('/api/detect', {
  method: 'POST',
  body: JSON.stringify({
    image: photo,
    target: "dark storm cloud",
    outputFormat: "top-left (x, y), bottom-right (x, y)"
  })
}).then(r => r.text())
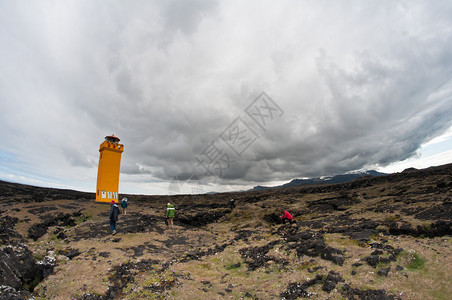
top-left (162, 0), bottom-right (218, 36)
top-left (1, 0), bottom-right (452, 194)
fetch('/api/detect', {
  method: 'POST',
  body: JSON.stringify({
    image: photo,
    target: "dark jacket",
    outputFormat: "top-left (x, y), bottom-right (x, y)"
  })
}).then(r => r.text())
top-left (230, 199), bottom-right (235, 208)
top-left (121, 199), bottom-right (128, 209)
top-left (110, 204), bottom-right (119, 221)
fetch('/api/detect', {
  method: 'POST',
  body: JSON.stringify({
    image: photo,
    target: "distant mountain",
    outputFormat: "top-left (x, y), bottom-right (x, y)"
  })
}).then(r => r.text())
top-left (249, 185), bottom-right (270, 192)
top-left (249, 170), bottom-right (388, 191)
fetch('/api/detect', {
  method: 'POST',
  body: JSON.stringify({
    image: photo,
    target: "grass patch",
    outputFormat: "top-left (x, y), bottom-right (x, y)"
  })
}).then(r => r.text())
top-left (407, 253), bottom-right (425, 271)
top-left (76, 214), bottom-right (91, 224)
top-left (198, 262), bottom-right (213, 270)
top-left (398, 250), bottom-right (425, 271)
top-left (225, 262), bottom-right (242, 270)
top-left (384, 215), bottom-right (401, 222)
top-left (295, 260), bottom-right (319, 271)
top-left (122, 268), bottom-right (179, 299)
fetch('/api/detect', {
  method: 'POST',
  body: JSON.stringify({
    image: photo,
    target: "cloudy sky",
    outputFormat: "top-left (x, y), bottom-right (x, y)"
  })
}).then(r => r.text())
top-left (1, 0), bottom-right (452, 195)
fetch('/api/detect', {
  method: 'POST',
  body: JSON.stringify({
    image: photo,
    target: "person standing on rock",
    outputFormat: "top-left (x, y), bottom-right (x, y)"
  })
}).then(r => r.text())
top-left (109, 200), bottom-right (119, 235)
top-left (166, 203), bottom-right (175, 228)
top-left (280, 210), bottom-right (293, 224)
top-left (230, 198), bottom-right (236, 210)
top-left (120, 197), bottom-right (128, 216)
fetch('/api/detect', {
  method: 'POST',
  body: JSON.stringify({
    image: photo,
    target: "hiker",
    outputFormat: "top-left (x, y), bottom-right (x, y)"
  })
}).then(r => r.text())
top-left (166, 203), bottom-right (175, 228)
top-left (121, 197), bottom-right (128, 216)
top-left (230, 198), bottom-right (236, 209)
top-left (109, 200), bottom-right (120, 235)
top-left (280, 210), bottom-right (293, 224)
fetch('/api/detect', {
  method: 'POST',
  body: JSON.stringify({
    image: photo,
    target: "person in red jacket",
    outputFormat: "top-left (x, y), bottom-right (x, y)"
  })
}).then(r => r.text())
top-left (280, 211), bottom-right (293, 224)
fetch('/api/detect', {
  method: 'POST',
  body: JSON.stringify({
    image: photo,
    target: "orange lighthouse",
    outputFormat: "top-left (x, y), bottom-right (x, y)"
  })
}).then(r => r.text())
top-left (96, 134), bottom-right (124, 203)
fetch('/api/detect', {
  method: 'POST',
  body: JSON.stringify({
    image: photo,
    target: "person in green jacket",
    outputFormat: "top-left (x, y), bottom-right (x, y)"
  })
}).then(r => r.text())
top-left (166, 203), bottom-right (175, 227)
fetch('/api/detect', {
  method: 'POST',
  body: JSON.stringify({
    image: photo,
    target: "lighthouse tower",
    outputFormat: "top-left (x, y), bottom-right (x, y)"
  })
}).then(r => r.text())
top-left (96, 134), bottom-right (124, 203)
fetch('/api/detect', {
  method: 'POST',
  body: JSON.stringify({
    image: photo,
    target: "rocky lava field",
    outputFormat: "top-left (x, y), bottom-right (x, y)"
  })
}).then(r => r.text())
top-left (0, 163), bottom-right (451, 299)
